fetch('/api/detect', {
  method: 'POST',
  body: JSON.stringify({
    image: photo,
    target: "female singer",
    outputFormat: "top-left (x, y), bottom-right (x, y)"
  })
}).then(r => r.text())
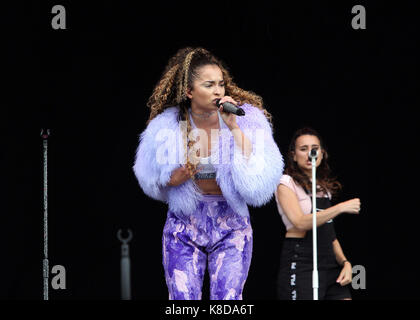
top-left (276, 127), bottom-right (360, 300)
top-left (133, 47), bottom-right (283, 299)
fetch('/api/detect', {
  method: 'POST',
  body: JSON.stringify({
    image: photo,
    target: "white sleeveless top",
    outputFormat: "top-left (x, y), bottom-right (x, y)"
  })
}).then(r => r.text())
top-left (188, 110), bottom-right (224, 179)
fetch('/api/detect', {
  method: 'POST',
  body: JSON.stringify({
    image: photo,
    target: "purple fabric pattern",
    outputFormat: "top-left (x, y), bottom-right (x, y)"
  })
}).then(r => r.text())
top-left (162, 195), bottom-right (253, 300)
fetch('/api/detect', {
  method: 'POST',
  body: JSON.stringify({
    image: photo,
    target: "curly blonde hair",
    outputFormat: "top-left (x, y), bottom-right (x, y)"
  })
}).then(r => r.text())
top-left (146, 47), bottom-right (272, 177)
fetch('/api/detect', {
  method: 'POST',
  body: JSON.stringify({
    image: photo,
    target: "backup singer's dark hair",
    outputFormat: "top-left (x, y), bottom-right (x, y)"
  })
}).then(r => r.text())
top-left (285, 127), bottom-right (342, 196)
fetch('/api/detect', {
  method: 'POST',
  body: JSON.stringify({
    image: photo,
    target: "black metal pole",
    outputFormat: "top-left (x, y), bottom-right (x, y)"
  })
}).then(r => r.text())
top-left (117, 229), bottom-right (133, 300)
top-left (41, 129), bottom-right (50, 300)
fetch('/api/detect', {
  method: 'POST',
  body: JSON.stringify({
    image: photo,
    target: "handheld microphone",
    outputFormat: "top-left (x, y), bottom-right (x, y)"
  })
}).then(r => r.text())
top-left (308, 148), bottom-right (319, 161)
top-left (215, 99), bottom-right (245, 116)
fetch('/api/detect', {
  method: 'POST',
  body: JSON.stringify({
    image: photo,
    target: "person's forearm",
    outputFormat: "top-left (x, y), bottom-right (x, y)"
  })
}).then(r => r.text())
top-left (297, 204), bottom-right (342, 230)
top-left (333, 239), bottom-right (348, 266)
top-left (230, 126), bottom-right (252, 158)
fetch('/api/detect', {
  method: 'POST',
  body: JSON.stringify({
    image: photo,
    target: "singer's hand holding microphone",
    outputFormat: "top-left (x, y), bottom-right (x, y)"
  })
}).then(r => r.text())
top-left (215, 97), bottom-right (245, 116)
top-left (215, 96), bottom-right (245, 130)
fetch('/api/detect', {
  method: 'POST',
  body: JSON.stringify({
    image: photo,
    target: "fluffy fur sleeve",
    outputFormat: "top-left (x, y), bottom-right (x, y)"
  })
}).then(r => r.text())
top-left (132, 107), bottom-right (181, 202)
top-left (230, 104), bottom-right (284, 207)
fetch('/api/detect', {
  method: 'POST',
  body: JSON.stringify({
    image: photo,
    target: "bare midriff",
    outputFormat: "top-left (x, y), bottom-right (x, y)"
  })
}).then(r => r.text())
top-left (195, 179), bottom-right (223, 195)
top-left (285, 228), bottom-right (307, 238)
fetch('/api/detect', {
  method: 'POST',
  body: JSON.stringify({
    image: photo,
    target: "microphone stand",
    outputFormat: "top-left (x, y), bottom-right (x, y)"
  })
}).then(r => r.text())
top-left (309, 148), bottom-right (319, 300)
top-left (117, 229), bottom-right (133, 300)
top-left (41, 129), bottom-right (50, 300)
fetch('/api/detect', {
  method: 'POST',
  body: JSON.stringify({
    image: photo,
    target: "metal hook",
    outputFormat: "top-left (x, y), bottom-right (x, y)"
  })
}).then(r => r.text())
top-left (117, 229), bottom-right (133, 244)
top-left (40, 128), bottom-right (50, 139)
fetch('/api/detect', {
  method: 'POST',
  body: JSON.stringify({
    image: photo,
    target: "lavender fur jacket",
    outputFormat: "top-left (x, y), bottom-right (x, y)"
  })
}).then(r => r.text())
top-left (133, 104), bottom-right (284, 217)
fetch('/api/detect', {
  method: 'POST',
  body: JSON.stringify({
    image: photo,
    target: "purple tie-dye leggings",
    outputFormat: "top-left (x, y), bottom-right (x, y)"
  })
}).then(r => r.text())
top-left (162, 194), bottom-right (253, 300)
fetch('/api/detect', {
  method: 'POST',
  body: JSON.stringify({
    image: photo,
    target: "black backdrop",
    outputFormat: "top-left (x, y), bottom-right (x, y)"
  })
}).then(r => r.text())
top-left (2, 1), bottom-right (418, 301)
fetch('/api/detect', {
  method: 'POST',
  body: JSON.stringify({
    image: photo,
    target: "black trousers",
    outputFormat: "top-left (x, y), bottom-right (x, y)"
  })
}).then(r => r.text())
top-left (277, 226), bottom-right (352, 300)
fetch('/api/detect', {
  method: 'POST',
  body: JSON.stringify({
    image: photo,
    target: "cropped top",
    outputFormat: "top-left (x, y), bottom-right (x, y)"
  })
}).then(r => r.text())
top-left (275, 174), bottom-right (331, 231)
top-left (188, 110), bottom-right (224, 180)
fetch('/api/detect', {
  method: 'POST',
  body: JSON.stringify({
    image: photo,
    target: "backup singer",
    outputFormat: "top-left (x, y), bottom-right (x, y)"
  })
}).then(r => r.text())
top-left (133, 47), bottom-right (283, 300)
top-left (276, 127), bottom-right (361, 300)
